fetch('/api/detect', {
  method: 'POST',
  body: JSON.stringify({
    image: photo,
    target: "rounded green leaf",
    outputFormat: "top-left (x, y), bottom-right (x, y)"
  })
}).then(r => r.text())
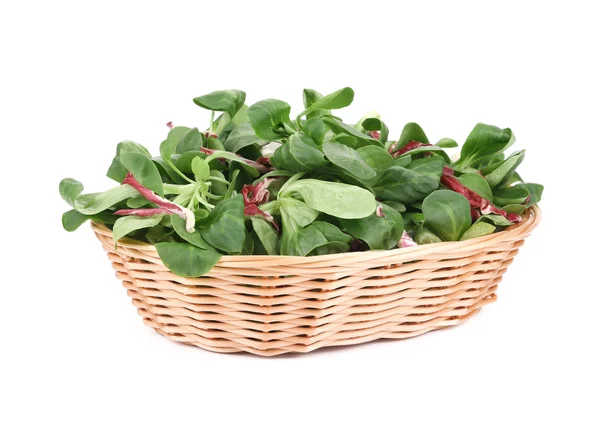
top-left (282, 179), bottom-right (376, 219)
top-left (113, 215), bottom-right (163, 247)
top-left (191, 156), bottom-right (210, 181)
top-left (193, 90), bottom-right (246, 119)
top-left (459, 172), bottom-right (493, 201)
top-left (120, 152), bottom-right (164, 196)
top-left (460, 222), bottom-right (496, 241)
top-left (155, 242), bottom-right (222, 277)
top-left (323, 141), bottom-right (376, 180)
top-left (59, 178), bottom-right (84, 207)
top-left (422, 190), bottom-right (471, 241)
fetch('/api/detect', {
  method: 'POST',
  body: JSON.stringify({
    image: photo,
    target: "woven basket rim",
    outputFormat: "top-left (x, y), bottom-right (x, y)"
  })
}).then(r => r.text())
top-left (91, 205), bottom-right (540, 264)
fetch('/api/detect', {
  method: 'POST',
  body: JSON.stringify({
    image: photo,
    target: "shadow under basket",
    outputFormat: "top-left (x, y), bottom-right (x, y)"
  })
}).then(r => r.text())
top-left (91, 206), bottom-right (541, 356)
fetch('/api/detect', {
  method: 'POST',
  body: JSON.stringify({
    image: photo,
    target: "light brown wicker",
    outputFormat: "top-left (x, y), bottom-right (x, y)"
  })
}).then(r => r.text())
top-left (91, 206), bottom-right (540, 356)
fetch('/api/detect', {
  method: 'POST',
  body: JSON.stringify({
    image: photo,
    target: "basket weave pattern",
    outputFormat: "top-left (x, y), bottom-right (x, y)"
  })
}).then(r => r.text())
top-left (92, 207), bottom-right (540, 356)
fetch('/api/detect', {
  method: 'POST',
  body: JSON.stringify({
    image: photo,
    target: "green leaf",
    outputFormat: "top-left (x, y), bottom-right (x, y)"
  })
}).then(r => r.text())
top-left (113, 215), bottom-right (163, 246)
top-left (176, 127), bottom-right (204, 154)
top-left (374, 166), bottom-right (440, 203)
top-left (397, 145), bottom-right (451, 163)
top-left (454, 123), bottom-right (514, 170)
top-left (282, 179), bottom-right (376, 219)
top-left (297, 87), bottom-right (354, 122)
top-left (311, 221), bottom-right (353, 244)
top-left (356, 145), bottom-right (393, 185)
top-left (126, 196), bottom-right (149, 208)
top-left (361, 117), bottom-right (389, 144)
top-left (485, 150), bottom-right (526, 188)
top-left (397, 122), bottom-right (428, 148)
top-left (167, 126), bottom-right (191, 146)
top-left (278, 198), bottom-right (319, 227)
top-left (518, 183), bottom-right (544, 207)
top-left (436, 138), bottom-right (458, 148)
top-left (152, 157), bottom-right (186, 184)
top-left (74, 184), bottom-right (138, 215)
top-left (477, 214), bottom-right (513, 226)
top-left (270, 132), bottom-right (327, 172)
top-left (303, 117), bottom-right (326, 145)
top-left (415, 226), bottom-right (442, 245)
top-left (204, 150), bottom-right (262, 177)
top-left (503, 204), bottom-right (526, 215)
top-left (106, 140), bottom-right (152, 183)
top-left (309, 241), bottom-right (350, 255)
top-left (302, 89), bottom-right (330, 119)
top-left (193, 89), bottom-right (246, 118)
top-left (323, 141), bottom-right (376, 180)
top-left (62, 209), bottom-right (90, 232)
top-left (340, 203), bottom-right (404, 250)
top-left (408, 156), bottom-right (445, 179)
top-left (191, 156), bottom-right (210, 181)
top-left (155, 242), bottom-right (222, 277)
top-left (280, 223), bottom-right (329, 256)
top-left (492, 186), bottom-right (530, 206)
top-left (247, 99), bottom-right (292, 140)
top-left (458, 172), bottom-right (493, 201)
top-left (170, 215), bottom-right (215, 251)
top-left (200, 196), bottom-right (245, 253)
top-left (205, 137), bottom-right (225, 151)
top-left (322, 117), bottom-right (382, 148)
top-left (422, 190), bottom-right (471, 241)
top-left (251, 217), bottom-right (279, 255)
top-left (460, 222), bottom-right (496, 241)
top-left (382, 201), bottom-right (406, 213)
top-left (224, 122), bottom-right (268, 153)
top-left (59, 178), bottom-right (84, 207)
top-left (120, 152), bottom-right (164, 196)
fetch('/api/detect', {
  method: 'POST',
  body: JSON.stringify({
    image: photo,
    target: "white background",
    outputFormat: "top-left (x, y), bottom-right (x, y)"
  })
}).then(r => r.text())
top-left (2, 1), bottom-right (599, 432)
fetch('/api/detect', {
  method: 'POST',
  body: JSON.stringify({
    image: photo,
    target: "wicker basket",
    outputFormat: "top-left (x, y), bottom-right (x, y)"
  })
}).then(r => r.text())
top-left (91, 206), bottom-right (540, 356)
